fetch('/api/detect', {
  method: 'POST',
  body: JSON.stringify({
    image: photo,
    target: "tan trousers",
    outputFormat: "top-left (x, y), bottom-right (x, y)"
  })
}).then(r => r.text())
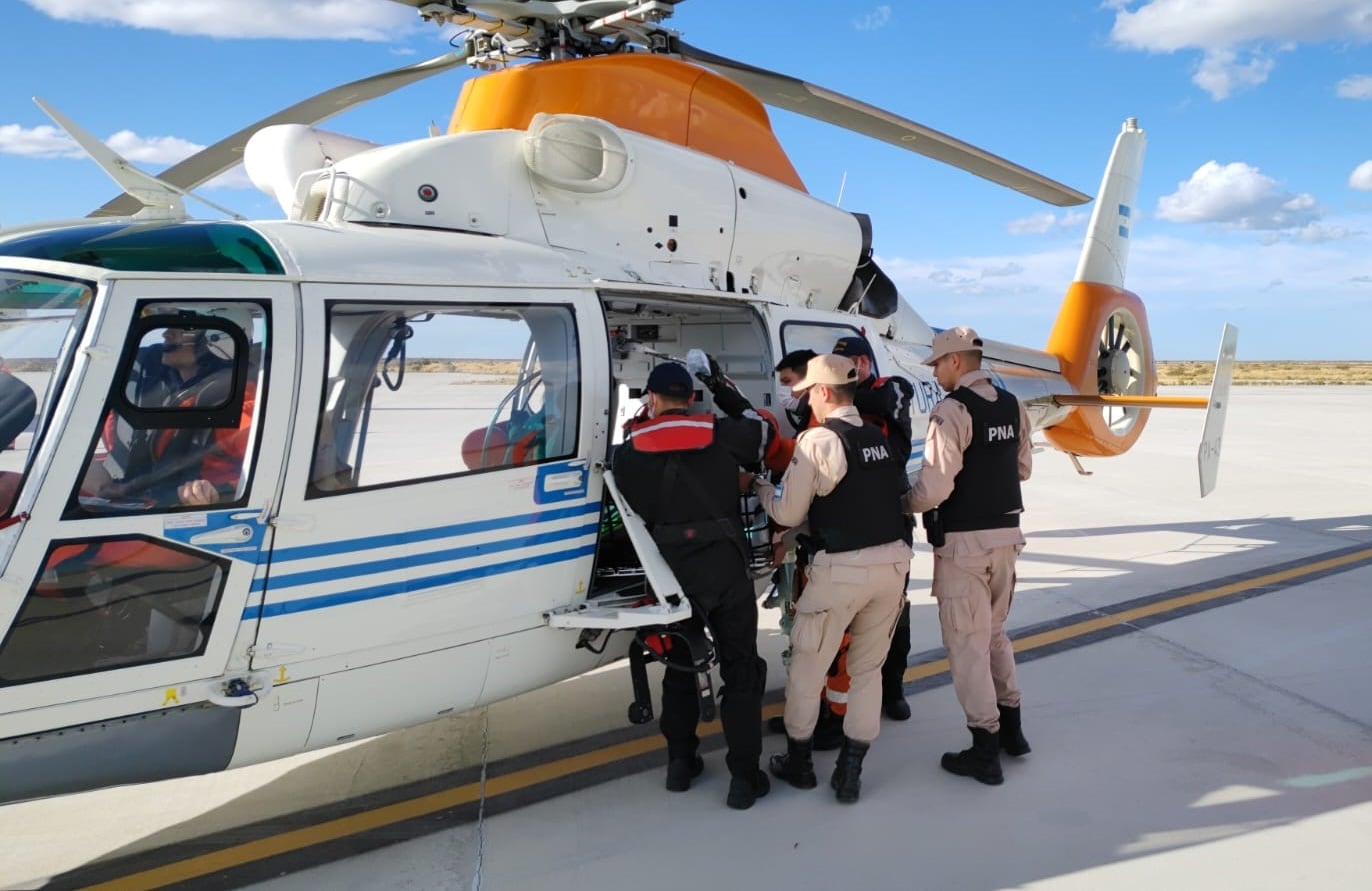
top-left (935, 542), bottom-right (1023, 732)
top-left (783, 555), bottom-right (907, 743)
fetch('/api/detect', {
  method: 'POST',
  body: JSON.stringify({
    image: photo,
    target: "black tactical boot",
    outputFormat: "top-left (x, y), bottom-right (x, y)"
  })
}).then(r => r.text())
top-left (726, 769), bottom-right (771, 810)
top-left (665, 751), bottom-right (704, 792)
top-left (940, 727), bottom-right (1003, 786)
top-left (812, 700), bottom-right (845, 751)
top-left (769, 736), bottom-right (818, 789)
top-left (829, 737), bottom-right (871, 804)
top-left (882, 684), bottom-right (912, 722)
top-left (998, 704), bottom-right (1031, 757)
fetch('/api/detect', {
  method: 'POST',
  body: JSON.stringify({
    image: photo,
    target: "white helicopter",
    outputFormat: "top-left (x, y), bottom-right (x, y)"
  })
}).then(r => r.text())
top-left (0, 0), bottom-right (1235, 803)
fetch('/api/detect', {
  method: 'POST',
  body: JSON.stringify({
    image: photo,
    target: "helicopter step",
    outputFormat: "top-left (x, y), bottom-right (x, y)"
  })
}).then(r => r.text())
top-left (544, 467), bottom-right (690, 630)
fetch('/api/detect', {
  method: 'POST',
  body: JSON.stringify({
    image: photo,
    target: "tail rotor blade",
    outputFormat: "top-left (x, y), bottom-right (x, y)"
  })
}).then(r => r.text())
top-left (92, 43), bottom-right (473, 217)
top-left (673, 40), bottom-right (1089, 207)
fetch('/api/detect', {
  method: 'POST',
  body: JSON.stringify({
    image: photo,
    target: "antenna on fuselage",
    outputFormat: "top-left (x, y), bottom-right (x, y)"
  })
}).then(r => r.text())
top-left (836, 171), bottom-right (849, 207)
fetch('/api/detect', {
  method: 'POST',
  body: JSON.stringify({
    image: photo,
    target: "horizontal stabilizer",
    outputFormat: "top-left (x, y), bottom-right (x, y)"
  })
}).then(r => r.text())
top-left (1053, 394), bottom-right (1206, 409)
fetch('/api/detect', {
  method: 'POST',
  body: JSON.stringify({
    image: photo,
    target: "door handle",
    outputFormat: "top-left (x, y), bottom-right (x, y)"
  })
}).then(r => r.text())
top-left (189, 524), bottom-right (254, 546)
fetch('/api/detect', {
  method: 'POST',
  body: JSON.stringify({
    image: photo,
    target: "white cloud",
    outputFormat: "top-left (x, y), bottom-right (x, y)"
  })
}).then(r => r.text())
top-left (1006, 209), bottom-right (1089, 235)
top-left (204, 164), bottom-right (255, 191)
top-left (1156, 161), bottom-right (1321, 231)
top-left (1109, 0), bottom-right (1372, 99)
top-left (104, 130), bottom-right (204, 166)
top-left (1291, 222), bottom-right (1355, 242)
top-left (21, 0), bottom-right (416, 40)
top-left (0, 123), bottom-right (83, 158)
top-left (0, 122), bottom-right (255, 189)
top-left (1192, 49), bottom-right (1275, 100)
top-left (982, 262), bottom-right (1025, 278)
top-left (1350, 160), bottom-right (1372, 190)
top-left (854, 6), bottom-right (892, 31)
top-left (1336, 74), bottom-right (1372, 98)
top-left (1006, 212), bottom-right (1056, 235)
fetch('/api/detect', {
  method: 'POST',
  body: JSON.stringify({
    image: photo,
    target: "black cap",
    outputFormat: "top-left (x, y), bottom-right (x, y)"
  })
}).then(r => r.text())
top-left (646, 362), bottom-right (694, 398)
top-left (833, 335), bottom-right (874, 362)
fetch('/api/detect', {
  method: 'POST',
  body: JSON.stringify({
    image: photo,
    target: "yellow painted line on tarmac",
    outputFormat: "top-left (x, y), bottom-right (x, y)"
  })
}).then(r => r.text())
top-left (88, 546), bottom-right (1372, 890)
top-left (1004, 546), bottom-right (1372, 656)
top-left (84, 735), bottom-right (665, 891)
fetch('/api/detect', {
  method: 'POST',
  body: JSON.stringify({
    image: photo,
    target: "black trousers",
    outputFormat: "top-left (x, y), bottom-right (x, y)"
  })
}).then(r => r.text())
top-left (659, 542), bottom-right (765, 780)
top-left (880, 593), bottom-right (912, 699)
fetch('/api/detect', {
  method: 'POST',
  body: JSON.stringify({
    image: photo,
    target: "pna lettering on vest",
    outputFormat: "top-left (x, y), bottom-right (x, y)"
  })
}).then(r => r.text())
top-left (987, 424), bottom-right (1016, 442)
top-left (861, 444), bottom-right (890, 462)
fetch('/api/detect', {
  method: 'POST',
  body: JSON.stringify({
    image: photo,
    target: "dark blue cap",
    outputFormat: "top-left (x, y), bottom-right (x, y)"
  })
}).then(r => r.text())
top-left (833, 335), bottom-right (874, 362)
top-left (646, 362), bottom-right (694, 397)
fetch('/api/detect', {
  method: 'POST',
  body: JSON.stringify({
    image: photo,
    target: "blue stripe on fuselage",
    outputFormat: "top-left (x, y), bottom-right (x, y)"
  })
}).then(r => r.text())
top-left (244, 542), bottom-right (598, 620)
top-left (257, 522), bottom-right (601, 592)
top-left (268, 501), bottom-right (601, 563)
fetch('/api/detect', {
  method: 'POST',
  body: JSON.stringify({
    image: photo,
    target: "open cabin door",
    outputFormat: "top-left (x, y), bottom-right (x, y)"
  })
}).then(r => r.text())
top-left (547, 288), bottom-right (784, 631)
top-left (0, 278), bottom-right (293, 744)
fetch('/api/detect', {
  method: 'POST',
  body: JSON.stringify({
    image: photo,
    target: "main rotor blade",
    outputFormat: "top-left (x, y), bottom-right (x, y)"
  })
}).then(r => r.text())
top-left (92, 45), bottom-right (472, 218)
top-left (674, 41), bottom-right (1090, 207)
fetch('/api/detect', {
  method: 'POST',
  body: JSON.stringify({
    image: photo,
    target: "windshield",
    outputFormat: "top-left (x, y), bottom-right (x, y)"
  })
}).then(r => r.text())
top-left (0, 270), bottom-right (94, 516)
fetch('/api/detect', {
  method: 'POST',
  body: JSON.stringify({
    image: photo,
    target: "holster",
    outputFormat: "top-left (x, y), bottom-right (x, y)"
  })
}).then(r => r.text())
top-left (923, 508), bottom-right (945, 548)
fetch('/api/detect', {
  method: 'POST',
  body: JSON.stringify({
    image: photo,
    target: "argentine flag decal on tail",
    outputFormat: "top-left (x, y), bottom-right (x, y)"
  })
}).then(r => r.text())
top-left (1118, 203), bottom-right (1131, 239)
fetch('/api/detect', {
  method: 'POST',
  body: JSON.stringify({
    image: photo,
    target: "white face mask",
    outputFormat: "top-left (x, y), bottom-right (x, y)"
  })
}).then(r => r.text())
top-left (776, 387), bottom-right (800, 412)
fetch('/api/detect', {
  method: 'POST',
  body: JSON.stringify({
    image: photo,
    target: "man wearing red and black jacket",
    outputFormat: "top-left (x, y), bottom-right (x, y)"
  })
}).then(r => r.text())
top-left (832, 335), bottom-right (917, 722)
top-left (613, 355), bottom-right (776, 811)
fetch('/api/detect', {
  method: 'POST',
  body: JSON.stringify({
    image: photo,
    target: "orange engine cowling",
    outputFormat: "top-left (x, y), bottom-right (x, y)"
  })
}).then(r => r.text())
top-left (1044, 281), bottom-right (1158, 457)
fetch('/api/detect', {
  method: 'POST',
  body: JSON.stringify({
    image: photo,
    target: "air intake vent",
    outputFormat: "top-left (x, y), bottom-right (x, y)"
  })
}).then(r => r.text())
top-left (522, 113), bottom-right (631, 194)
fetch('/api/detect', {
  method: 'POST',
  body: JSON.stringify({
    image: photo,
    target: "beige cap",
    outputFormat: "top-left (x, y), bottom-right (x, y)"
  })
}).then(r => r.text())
top-left (794, 354), bottom-right (859, 390)
top-left (925, 326), bottom-right (984, 365)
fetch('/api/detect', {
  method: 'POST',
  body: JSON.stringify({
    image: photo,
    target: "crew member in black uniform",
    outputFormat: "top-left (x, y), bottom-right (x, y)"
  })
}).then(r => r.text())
top-left (613, 356), bottom-right (775, 810)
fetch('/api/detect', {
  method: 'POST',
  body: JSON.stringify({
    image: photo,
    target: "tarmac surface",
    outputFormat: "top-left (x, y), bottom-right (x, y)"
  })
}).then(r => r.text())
top-left (2, 385), bottom-right (1370, 890)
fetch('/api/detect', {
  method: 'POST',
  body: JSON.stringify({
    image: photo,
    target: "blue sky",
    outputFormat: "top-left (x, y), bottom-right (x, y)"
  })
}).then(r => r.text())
top-left (2, 0), bottom-right (1371, 360)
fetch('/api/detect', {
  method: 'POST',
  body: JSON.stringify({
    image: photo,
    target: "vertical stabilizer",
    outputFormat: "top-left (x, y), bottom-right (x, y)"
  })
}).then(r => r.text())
top-left (1073, 119), bottom-right (1146, 287)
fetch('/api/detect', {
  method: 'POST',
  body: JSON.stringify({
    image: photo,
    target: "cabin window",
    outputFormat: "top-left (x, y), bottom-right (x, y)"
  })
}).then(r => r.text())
top-left (68, 302), bottom-right (267, 516)
top-left (309, 302), bottom-right (580, 495)
top-left (779, 321), bottom-right (868, 366)
top-left (0, 536), bottom-right (227, 685)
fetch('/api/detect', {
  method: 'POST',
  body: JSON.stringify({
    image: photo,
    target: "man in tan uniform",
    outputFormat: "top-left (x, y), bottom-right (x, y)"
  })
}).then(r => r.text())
top-left (908, 327), bottom-right (1033, 786)
top-left (752, 354), bottom-right (913, 804)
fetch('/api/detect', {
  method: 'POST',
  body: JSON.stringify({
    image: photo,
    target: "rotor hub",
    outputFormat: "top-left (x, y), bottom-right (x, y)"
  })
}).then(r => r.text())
top-left (1105, 349), bottom-right (1132, 394)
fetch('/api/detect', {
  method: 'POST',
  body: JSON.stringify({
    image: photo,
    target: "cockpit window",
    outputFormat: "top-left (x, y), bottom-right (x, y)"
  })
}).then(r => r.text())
top-left (0, 272), bottom-right (93, 517)
top-left (70, 302), bottom-right (266, 516)
top-left (0, 222), bottom-right (284, 275)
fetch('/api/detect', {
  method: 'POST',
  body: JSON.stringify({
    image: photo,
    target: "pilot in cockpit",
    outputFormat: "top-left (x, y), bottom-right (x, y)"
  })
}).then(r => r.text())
top-left (82, 314), bottom-right (256, 509)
